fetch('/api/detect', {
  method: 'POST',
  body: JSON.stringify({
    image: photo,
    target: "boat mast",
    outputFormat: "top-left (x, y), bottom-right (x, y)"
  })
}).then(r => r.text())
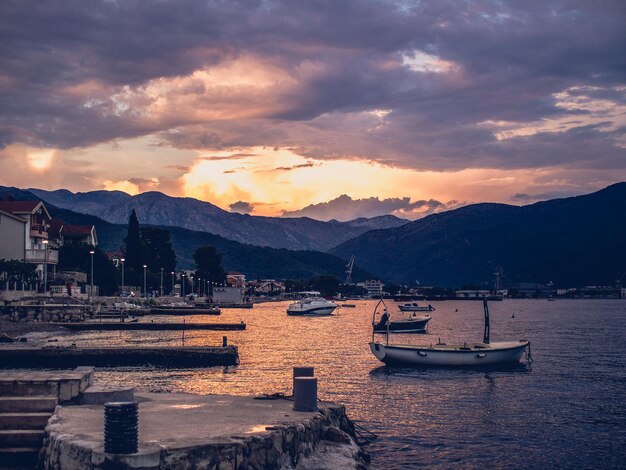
top-left (483, 298), bottom-right (490, 344)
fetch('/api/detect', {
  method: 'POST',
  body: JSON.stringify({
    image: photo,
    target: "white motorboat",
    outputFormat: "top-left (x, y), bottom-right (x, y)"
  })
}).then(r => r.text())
top-left (369, 299), bottom-right (531, 367)
top-left (287, 292), bottom-right (338, 316)
top-left (398, 302), bottom-right (435, 312)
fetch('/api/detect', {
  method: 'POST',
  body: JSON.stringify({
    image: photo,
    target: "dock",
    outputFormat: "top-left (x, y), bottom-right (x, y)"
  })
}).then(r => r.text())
top-left (147, 307), bottom-right (221, 315)
top-left (51, 321), bottom-right (246, 331)
top-left (0, 345), bottom-right (238, 368)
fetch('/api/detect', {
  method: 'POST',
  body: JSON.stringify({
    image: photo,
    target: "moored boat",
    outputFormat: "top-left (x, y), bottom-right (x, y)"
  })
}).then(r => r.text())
top-left (372, 309), bottom-right (431, 333)
top-left (369, 340), bottom-right (529, 366)
top-left (287, 292), bottom-right (338, 316)
top-left (398, 302), bottom-right (435, 312)
top-left (369, 299), bottom-right (531, 367)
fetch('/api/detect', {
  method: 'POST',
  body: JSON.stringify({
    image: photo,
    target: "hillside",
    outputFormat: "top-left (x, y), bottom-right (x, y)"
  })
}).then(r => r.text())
top-left (26, 188), bottom-right (407, 251)
top-left (331, 183), bottom-right (626, 287)
top-left (0, 186), bottom-right (370, 280)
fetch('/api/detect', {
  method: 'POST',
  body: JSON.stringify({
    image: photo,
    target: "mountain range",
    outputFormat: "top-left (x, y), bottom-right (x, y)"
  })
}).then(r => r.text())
top-left (3, 183), bottom-right (625, 287)
top-left (331, 182), bottom-right (626, 287)
top-left (26, 188), bottom-right (408, 251)
top-left (0, 186), bottom-right (372, 281)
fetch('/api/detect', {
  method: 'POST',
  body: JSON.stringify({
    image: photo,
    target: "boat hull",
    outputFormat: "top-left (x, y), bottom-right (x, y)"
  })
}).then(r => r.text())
top-left (287, 306), bottom-right (337, 316)
top-left (369, 341), bottom-right (529, 366)
top-left (399, 306), bottom-right (434, 312)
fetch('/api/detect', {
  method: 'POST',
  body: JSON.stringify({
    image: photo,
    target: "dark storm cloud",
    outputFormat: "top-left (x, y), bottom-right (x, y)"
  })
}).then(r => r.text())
top-left (1, 0), bottom-right (624, 170)
top-left (510, 190), bottom-right (584, 203)
top-left (282, 194), bottom-right (449, 221)
top-left (229, 201), bottom-right (254, 214)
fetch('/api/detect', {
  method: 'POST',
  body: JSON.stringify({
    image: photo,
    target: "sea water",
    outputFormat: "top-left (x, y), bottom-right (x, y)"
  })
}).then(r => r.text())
top-left (46, 299), bottom-right (625, 468)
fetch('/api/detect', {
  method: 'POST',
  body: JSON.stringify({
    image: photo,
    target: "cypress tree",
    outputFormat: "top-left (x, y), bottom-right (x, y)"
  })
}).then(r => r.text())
top-left (125, 209), bottom-right (142, 273)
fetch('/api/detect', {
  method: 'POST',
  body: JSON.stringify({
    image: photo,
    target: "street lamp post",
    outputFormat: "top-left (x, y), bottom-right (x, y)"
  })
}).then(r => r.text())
top-left (143, 265), bottom-right (147, 298)
top-left (191, 276), bottom-right (194, 295)
top-left (120, 258), bottom-right (125, 295)
top-left (170, 271), bottom-right (175, 296)
top-left (181, 273), bottom-right (185, 297)
top-left (89, 250), bottom-right (95, 299)
top-left (42, 240), bottom-right (49, 294)
top-left (160, 268), bottom-right (164, 297)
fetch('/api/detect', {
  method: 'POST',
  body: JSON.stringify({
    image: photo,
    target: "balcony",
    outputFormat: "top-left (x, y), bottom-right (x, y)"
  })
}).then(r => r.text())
top-left (25, 248), bottom-right (59, 264)
top-left (29, 223), bottom-right (49, 240)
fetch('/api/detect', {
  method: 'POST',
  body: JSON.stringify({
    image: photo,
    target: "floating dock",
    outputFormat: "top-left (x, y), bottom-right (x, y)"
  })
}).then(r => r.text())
top-left (0, 345), bottom-right (238, 368)
top-left (146, 307), bottom-right (221, 315)
top-left (51, 321), bottom-right (246, 331)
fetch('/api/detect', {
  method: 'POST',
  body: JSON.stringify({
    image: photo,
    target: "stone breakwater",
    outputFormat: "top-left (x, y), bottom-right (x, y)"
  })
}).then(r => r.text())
top-left (2, 304), bottom-right (91, 323)
top-left (41, 393), bottom-right (369, 470)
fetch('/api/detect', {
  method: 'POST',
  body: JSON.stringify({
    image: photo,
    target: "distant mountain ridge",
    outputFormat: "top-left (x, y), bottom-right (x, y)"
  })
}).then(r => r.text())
top-left (331, 183), bottom-right (626, 287)
top-left (26, 188), bottom-right (408, 251)
top-left (0, 186), bottom-right (373, 280)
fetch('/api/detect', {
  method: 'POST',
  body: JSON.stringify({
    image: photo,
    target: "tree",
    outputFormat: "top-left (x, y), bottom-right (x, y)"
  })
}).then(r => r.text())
top-left (310, 275), bottom-right (340, 297)
top-left (57, 245), bottom-right (119, 296)
top-left (124, 209), bottom-right (142, 273)
top-left (0, 260), bottom-right (37, 290)
top-left (140, 227), bottom-right (176, 273)
top-left (194, 246), bottom-right (226, 284)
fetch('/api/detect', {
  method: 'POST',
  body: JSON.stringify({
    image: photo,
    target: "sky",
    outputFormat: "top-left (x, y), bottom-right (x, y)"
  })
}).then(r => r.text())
top-left (0, 0), bottom-right (625, 221)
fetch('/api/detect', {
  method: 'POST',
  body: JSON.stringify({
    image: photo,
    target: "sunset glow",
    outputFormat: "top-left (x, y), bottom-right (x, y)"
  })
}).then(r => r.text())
top-left (0, 1), bottom-right (624, 220)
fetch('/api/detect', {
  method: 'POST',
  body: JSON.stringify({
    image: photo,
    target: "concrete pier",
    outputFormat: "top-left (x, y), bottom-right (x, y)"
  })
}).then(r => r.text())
top-left (42, 393), bottom-right (367, 469)
top-left (0, 345), bottom-right (239, 368)
top-left (52, 321), bottom-right (246, 331)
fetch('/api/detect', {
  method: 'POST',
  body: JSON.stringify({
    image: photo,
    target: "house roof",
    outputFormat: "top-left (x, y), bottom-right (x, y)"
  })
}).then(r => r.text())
top-left (0, 200), bottom-right (51, 219)
top-left (62, 225), bottom-right (94, 235)
top-left (0, 209), bottom-right (27, 223)
top-left (48, 219), bottom-right (65, 238)
top-left (227, 271), bottom-right (244, 276)
top-left (105, 250), bottom-right (125, 258)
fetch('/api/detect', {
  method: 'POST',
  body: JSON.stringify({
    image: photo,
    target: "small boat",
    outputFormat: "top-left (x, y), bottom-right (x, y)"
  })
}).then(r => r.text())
top-left (398, 302), bottom-right (435, 312)
top-left (341, 303), bottom-right (356, 308)
top-left (287, 292), bottom-right (338, 316)
top-left (373, 309), bottom-right (431, 333)
top-left (369, 299), bottom-right (530, 367)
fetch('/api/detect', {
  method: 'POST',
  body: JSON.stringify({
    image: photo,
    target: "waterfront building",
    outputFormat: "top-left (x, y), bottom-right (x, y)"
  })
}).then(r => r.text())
top-left (213, 286), bottom-right (246, 305)
top-left (0, 200), bottom-right (58, 282)
top-left (0, 209), bottom-right (27, 261)
top-left (255, 280), bottom-right (285, 295)
top-left (455, 289), bottom-right (492, 298)
top-left (226, 271), bottom-right (246, 288)
top-left (357, 280), bottom-right (385, 297)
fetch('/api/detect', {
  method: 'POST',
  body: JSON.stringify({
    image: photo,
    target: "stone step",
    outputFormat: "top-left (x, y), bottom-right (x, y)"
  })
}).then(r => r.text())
top-left (0, 413), bottom-right (51, 430)
top-left (0, 380), bottom-right (58, 398)
top-left (0, 397), bottom-right (57, 413)
top-left (0, 430), bottom-right (45, 448)
top-left (0, 446), bottom-right (40, 468)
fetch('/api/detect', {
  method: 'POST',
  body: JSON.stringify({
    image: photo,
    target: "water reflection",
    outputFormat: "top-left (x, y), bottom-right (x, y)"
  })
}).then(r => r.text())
top-left (24, 299), bottom-right (626, 468)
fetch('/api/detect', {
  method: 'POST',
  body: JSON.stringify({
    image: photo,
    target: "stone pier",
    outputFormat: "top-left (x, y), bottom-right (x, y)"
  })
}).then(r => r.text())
top-left (41, 393), bottom-right (368, 469)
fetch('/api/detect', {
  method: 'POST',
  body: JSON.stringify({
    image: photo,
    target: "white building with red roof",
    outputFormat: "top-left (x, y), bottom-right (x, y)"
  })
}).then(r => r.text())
top-left (0, 199), bottom-right (58, 278)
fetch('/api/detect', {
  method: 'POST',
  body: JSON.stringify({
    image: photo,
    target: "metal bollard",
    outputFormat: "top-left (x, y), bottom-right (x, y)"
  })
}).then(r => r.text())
top-left (104, 401), bottom-right (138, 454)
top-left (293, 377), bottom-right (318, 412)
top-left (222, 336), bottom-right (228, 347)
top-left (292, 366), bottom-right (314, 393)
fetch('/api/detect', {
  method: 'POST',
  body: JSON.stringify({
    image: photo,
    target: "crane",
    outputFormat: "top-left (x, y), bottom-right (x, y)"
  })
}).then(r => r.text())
top-left (344, 255), bottom-right (355, 285)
